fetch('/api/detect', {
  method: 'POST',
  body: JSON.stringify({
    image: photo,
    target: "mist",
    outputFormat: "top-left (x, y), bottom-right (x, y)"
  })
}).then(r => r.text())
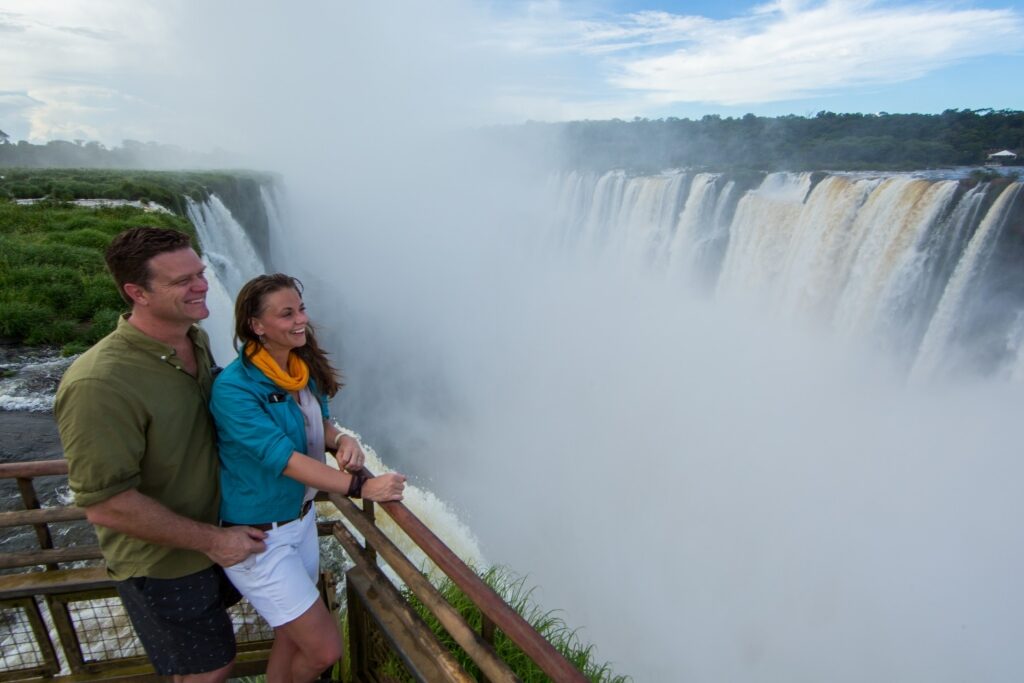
top-left (121, 3), bottom-right (1024, 680)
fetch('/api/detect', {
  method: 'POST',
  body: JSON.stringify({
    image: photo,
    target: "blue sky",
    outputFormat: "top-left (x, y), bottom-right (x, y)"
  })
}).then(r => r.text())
top-left (1, 0), bottom-right (1022, 148)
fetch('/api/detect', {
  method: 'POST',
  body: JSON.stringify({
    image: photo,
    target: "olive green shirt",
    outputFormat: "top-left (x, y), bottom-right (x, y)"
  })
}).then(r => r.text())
top-left (54, 315), bottom-right (220, 580)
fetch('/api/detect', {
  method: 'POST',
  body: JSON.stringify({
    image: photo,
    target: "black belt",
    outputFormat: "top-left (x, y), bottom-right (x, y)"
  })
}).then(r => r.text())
top-left (221, 499), bottom-right (314, 531)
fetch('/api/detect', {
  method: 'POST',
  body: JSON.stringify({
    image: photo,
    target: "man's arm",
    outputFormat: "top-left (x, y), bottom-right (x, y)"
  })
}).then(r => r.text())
top-left (85, 489), bottom-right (266, 567)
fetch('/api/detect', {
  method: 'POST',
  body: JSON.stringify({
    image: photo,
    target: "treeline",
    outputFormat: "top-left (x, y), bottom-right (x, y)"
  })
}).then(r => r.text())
top-left (0, 136), bottom-right (240, 170)
top-left (499, 108), bottom-right (1024, 172)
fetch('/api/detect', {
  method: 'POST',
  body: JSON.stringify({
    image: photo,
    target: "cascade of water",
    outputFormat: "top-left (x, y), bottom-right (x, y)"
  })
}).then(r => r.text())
top-left (579, 170), bottom-right (627, 252)
top-left (831, 178), bottom-right (958, 342)
top-left (667, 173), bottom-right (723, 279)
top-left (546, 170), bottom-right (1024, 379)
top-left (910, 183), bottom-right (1023, 381)
top-left (609, 172), bottom-right (687, 266)
top-left (715, 172), bottom-right (814, 302)
top-left (772, 175), bottom-right (877, 319)
top-left (547, 171), bottom-right (592, 250)
top-left (259, 183), bottom-right (289, 272)
top-left (186, 195), bottom-right (268, 361)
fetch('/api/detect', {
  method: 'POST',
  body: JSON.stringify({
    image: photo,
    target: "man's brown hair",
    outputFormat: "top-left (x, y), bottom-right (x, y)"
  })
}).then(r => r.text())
top-left (105, 227), bottom-right (193, 305)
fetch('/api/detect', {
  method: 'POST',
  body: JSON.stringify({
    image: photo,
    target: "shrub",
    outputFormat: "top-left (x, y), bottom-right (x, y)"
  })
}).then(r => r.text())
top-left (60, 228), bottom-right (111, 250)
top-left (0, 301), bottom-right (52, 340)
top-left (87, 308), bottom-right (121, 342)
top-left (26, 319), bottom-right (77, 345)
top-left (82, 275), bottom-right (124, 313)
top-left (61, 341), bottom-right (89, 357)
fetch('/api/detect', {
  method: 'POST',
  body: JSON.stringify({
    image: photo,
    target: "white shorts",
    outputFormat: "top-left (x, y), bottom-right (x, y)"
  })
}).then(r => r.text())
top-left (223, 509), bottom-right (320, 628)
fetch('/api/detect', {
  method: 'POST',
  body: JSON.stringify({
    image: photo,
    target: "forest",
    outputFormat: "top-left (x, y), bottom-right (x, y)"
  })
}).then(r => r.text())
top-left (492, 108), bottom-right (1024, 172)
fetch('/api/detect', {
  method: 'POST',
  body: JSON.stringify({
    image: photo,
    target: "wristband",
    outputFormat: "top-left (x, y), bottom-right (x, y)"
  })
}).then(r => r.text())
top-left (332, 432), bottom-right (343, 450)
top-left (346, 471), bottom-right (368, 499)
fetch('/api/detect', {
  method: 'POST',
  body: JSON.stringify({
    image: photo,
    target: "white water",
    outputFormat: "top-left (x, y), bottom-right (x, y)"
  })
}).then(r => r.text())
top-left (911, 184), bottom-right (1024, 381)
top-left (550, 170), bottom-right (1024, 380)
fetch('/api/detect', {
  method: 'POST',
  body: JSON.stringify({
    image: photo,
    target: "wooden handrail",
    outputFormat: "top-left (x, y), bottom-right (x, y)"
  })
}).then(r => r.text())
top-left (0, 459), bottom-right (68, 478)
top-left (0, 546), bottom-right (105, 570)
top-left (0, 506), bottom-right (86, 528)
top-left (329, 493), bottom-right (519, 683)
top-left (1, 459), bottom-right (592, 682)
top-left (343, 470), bottom-right (589, 683)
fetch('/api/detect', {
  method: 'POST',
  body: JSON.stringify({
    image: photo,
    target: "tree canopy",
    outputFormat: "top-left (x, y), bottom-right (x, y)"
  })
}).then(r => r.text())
top-left (487, 108), bottom-right (1024, 172)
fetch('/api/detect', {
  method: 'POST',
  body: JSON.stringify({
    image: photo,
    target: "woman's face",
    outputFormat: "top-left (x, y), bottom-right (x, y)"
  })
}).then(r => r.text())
top-left (251, 286), bottom-right (309, 354)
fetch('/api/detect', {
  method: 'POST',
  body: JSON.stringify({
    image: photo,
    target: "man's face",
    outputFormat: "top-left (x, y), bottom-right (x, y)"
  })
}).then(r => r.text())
top-left (138, 248), bottom-right (210, 324)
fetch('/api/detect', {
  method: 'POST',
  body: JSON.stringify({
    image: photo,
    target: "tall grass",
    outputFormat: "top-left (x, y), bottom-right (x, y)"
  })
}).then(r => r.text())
top-left (392, 566), bottom-right (630, 683)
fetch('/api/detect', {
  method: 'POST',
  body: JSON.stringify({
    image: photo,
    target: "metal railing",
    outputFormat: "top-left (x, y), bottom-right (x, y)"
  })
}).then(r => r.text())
top-left (1, 459), bottom-right (590, 683)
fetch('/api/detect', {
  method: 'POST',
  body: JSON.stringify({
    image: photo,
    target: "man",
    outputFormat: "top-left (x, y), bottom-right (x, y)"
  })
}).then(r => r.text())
top-left (55, 227), bottom-right (266, 683)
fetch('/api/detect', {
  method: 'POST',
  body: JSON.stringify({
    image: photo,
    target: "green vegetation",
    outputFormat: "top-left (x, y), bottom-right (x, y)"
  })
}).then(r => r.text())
top-left (495, 108), bottom-right (1024, 172)
top-left (0, 199), bottom-right (195, 354)
top-left (384, 566), bottom-right (629, 682)
top-left (0, 168), bottom-right (277, 353)
top-left (0, 168), bottom-right (274, 214)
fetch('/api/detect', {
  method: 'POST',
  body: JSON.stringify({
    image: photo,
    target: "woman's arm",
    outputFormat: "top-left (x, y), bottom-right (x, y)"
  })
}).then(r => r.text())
top-left (283, 451), bottom-right (406, 502)
top-left (283, 450), bottom-right (352, 491)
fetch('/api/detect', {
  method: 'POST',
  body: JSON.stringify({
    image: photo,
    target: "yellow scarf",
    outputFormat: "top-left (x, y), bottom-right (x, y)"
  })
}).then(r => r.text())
top-left (245, 342), bottom-right (309, 391)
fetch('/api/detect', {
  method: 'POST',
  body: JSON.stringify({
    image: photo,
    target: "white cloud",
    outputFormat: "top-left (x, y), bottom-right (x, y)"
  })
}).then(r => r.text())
top-left (0, 1), bottom-right (171, 142)
top-left (489, 5), bottom-right (712, 55)
top-left (492, 0), bottom-right (1024, 107)
top-left (22, 86), bottom-right (161, 143)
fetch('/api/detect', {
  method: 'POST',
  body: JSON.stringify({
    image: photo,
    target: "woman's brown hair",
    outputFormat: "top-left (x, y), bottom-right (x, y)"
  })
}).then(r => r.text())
top-left (234, 274), bottom-right (342, 398)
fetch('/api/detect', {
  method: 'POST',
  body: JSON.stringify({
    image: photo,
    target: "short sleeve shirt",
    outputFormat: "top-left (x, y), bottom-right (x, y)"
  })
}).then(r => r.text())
top-left (54, 315), bottom-right (220, 580)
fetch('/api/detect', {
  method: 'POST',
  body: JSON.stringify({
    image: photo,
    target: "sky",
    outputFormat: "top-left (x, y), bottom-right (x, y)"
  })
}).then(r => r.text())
top-left (1, 0), bottom-right (1023, 149)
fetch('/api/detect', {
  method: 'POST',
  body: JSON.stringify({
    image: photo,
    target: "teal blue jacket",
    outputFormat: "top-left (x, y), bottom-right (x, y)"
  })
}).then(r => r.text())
top-left (210, 350), bottom-right (329, 524)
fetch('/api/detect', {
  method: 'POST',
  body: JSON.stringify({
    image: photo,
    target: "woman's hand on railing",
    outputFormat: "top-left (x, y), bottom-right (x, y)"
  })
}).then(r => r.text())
top-left (360, 472), bottom-right (407, 502)
top-left (335, 434), bottom-right (365, 472)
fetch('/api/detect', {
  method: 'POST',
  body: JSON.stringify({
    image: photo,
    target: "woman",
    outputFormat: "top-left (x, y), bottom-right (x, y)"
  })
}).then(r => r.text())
top-left (210, 273), bottom-right (405, 683)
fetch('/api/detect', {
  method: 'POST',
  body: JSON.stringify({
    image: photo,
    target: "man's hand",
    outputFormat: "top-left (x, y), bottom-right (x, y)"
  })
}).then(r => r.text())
top-left (361, 472), bottom-right (406, 502)
top-left (336, 434), bottom-right (366, 472)
top-left (83, 489), bottom-right (267, 566)
top-left (209, 526), bottom-right (267, 567)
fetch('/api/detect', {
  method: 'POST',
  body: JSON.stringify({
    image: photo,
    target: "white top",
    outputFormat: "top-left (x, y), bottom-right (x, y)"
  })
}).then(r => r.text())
top-left (297, 387), bottom-right (326, 503)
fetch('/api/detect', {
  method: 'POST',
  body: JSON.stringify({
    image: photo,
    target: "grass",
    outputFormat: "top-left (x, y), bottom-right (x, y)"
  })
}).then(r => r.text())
top-left (389, 565), bottom-right (630, 683)
top-left (0, 198), bottom-right (197, 353)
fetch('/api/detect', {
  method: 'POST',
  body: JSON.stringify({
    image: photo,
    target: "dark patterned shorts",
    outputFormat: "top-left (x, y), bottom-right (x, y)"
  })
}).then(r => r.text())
top-left (116, 566), bottom-right (241, 675)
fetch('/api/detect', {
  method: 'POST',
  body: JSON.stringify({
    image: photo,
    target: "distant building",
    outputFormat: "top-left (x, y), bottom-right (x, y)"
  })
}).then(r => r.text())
top-left (986, 149), bottom-right (1018, 165)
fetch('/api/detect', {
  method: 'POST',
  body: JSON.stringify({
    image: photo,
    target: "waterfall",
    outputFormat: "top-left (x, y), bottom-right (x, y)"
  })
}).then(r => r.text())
top-left (910, 183), bottom-right (1024, 380)
top-left (259, 183), bottom-right (289, 271)
top-left (186, 195), bottom-right (269, 361)
top-left (547, 170), bottom-right (1024, 379)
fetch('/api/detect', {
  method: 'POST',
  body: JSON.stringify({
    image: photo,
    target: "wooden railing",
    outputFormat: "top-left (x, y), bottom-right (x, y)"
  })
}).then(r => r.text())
top-left (1, 460), bottom-right (590, 683)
